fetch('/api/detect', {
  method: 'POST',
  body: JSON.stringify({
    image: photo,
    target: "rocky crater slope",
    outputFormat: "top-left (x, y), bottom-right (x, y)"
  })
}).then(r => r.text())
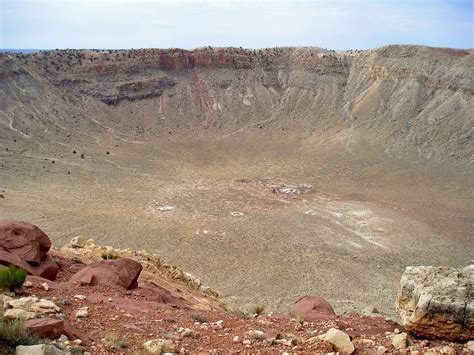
top-left (1, 221), bottom-right (473, 354)
top-left (1, 45), bottom-right (473, 161)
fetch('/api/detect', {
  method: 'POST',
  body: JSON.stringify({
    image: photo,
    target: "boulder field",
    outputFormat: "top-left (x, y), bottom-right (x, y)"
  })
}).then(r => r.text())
top-left (0, 221), bottom-right (472, 353)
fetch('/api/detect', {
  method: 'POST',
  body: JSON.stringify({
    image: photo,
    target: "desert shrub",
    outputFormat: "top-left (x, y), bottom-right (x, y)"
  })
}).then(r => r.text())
top-left (0, 266), bottom-right (27, 291)
top-left (294, 313), bottom-right (305, 325)
top-left (102, 333), bottom-right (127, 350)
top-left (191, 314), bottom-right (208, 324)
top-left (253, 305), bottom-right (265, 316)
top-left (101, 252), bottom-right (119, 260)
top-left (0, 313), bottom-right (38, 347)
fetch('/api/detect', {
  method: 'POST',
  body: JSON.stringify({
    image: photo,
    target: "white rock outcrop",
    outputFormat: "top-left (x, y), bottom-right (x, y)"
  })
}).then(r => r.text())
top-left (396, 265), bottom-right (473, 341)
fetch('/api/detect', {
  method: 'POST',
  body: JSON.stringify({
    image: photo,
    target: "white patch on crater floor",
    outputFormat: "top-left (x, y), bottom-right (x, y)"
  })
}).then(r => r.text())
top-left (302, 201), bottom-right (389, 250)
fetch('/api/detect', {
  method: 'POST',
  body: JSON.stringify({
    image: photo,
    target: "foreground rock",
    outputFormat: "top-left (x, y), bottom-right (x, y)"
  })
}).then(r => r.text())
top-left (293, 296), bottom-right (336, 320)
top-left (320, 328), bottom-right (355, 353)
top-left (0, 220), bottom-right (51, 264)
top-left (142, 339), bottom-right (176, 354)
top-left (70, 258), bottom-right (142, 289)
top-left (396, 265), bottom-right (473, 341)
top-left (1, 223), bottom-right (470, 353)
top-left (24, 318), bottom-right (65, 338)
top-left (0, 220), bottom-right (58, 280)
top-left (15, 344), bottom-right (65, 355)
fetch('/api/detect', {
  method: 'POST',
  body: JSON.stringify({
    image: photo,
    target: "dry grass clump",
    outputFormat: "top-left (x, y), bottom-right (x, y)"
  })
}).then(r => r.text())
top-left (0, 313), bottom-right (38, 347)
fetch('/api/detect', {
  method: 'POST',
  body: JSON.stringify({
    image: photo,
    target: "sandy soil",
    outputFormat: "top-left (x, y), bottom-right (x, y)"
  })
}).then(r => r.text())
top-left (1, 137), bottom-right (472, 318)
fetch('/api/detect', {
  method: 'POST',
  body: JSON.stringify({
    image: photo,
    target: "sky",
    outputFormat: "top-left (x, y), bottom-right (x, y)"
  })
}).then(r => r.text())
top-left (1, 0), bottom-right (473, 50)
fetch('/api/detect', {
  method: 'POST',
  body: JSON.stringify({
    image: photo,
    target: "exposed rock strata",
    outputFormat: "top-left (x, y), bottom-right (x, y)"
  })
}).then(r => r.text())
top-left (396, 265), bottom-right (473, 341)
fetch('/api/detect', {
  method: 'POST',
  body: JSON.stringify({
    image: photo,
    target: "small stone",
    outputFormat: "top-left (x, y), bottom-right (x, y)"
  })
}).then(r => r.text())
top-left (242, 339), bottom-right (251, 345)
top-left (466, 341), bottom-right (474, 351)
top-left (57, 299), bottom-right (70, 306)
top-left (70, 235), bottom-right (88, 248)
top-left (74, 295), bottom-right (86, 300)
top-left (33, 299), bottom-right (60, 313)
top-left (377, 346), bottom-right (388, 353)
top-left (1, 294), bottom-right (13, 309)
top-left (359, 338), bottom-right (375, 346)
top-left (41, 282), bottom-right (49, 291)
top-left (179, 328), bottom-right (196, 338)
top-left (211, 320), bottom-right (224, 330)
top-left (391, 332), bottom-right (408, 349)
top-left (75, 306), bottom-right (89, 318)
top-left (23, 281), bottom-right (33, 288)
top-left (442, 346), bottom-right (457, 354)
top-left (322, 328), bottom-right (355, 354)
top-left (107, 297), bottom-right (113, 302)
top-left (233, 335), bottom-right (239, 342)
top-left (58, 334), bottom-right (69, 342)
top-left (15, 344), bottom-right (65, 355)
top-left (142, 339), bottom-right (175, 354)
top-left (419, 340), bottom-right (429, 347)
top-left (4, 308), bottom-right (36, 320)
top-left (248, 330), bottom-right (266, 341)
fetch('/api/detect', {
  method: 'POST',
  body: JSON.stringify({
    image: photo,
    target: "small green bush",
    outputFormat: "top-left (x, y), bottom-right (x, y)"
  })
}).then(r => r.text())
top-left (0, 313), bottom-right (38, 347)
top-left (101, 252), bottom-right (119, 260)
top-left (0, 266), bottom-right (27, 291)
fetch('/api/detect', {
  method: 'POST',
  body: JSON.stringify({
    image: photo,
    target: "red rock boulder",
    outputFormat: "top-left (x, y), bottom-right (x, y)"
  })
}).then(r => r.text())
top-left (293, 296), bottom-right (336, 321)
top-left (24, 318), bottom-right (64, 338)
top-left (70, 258), bottom-right (142, 289)
top-left (0, 221), bottom-right (51, 264)
top-left (0, 219), bottom-right (59, 282)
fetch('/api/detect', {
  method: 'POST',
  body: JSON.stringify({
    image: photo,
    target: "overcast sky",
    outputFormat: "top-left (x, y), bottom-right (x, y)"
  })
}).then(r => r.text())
top-left (1, 0), bottom-right (472, 50)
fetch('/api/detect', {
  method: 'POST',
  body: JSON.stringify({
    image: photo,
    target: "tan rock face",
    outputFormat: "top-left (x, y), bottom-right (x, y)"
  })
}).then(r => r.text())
top-left (322, 328), bottom-right (355, 354)
top-left (396, 265), bottom-right (473, 341)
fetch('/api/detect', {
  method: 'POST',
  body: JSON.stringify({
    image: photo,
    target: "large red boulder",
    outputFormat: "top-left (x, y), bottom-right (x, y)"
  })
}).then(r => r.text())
top-left (24, 318), bottom-right (64, 338)
top-left (0, 221), bottom-right (58, 280)
top-left (0, 221), bottom-right (51, 264)
top-left (70, 258), bottom-right (142, 289)
top-left (293, 296), bottom-right (336, 321)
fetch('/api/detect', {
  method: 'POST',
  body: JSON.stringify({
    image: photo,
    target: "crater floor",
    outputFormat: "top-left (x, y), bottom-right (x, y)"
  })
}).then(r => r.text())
top-left (1, 137), bottom-right (472, 317)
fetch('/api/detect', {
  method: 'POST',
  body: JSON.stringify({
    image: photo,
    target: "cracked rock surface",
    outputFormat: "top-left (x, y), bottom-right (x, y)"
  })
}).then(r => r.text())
top-left (396, 265), bottom-right (474, 341)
